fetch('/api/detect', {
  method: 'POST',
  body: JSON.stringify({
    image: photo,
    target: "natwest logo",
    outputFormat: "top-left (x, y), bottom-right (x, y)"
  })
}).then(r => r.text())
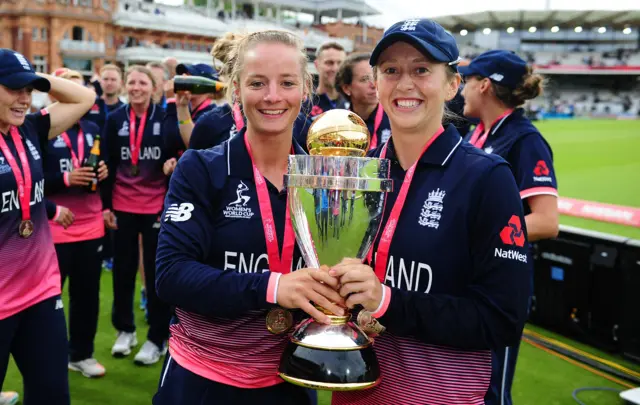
top-left (533, 160), bottom-right (553, 182)
top-left (500, 215), bottom-right (526, 247)
top-left (494, 248), bottom-right (528, 263)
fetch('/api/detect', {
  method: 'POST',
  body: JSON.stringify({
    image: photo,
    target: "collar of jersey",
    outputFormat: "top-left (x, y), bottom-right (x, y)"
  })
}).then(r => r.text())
top-left (489, 107), bottom-right (525, 138)
top-left (124, 102), bottom-right (157, 122)
top-left (226, 127), bottom-right (307, 179)
top-left (383, 124), bottom-right (462, 167)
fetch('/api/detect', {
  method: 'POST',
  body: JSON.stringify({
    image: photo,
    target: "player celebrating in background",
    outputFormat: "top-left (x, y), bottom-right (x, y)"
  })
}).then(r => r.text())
top-left (0, 48), bottom-right (95, 405)
top-left (460, 49), bottom-right (559, 405)
top-left (102, 65), bottom-right (173, 366)
top-left (44, 68), bottom-right (110, 379)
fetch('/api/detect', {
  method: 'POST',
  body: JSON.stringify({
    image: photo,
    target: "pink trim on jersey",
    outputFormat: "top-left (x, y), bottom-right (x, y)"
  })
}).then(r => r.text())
top-left (333, 335), bottom-right (491, 405)
top-left (40, 108), bottom-right (49, 116)
top-left (53, 205), bottom-right (62, 221)
top-left (48, 192), bottom-right (104, 244)
top-left (266, 272), bottom-right (280, 304)
top-left (520, 186), bottom-right (558, 200)
top-left (371, 285), bottom-right (391, 318)
top-left (63, 172), bottom-right (70, 187)
top-left (167, 308), bottom-right (289, 388)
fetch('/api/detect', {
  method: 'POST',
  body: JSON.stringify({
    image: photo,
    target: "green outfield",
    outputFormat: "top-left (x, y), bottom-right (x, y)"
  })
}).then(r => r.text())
top-left (4, 120), bottom-right (639, 405)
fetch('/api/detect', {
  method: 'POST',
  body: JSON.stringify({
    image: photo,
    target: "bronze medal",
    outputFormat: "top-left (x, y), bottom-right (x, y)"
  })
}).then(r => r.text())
top-left (266, 307), bottom-right (293, 334)
top-left (130, 165), bottom-right (139, 176)
top-left (357, 310), bottom-right (386, 337)
top-left (19, 219), bottom-right (34, 239)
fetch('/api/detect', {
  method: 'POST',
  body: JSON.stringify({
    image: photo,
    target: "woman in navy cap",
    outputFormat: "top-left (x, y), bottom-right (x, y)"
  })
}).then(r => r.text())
top-left (335, 52), bottom-right (392, 150)
top-left (153, 30), bottom-right (343, 405)
top-left (0, 48), bottom-right (96, 404)
top-left (460, 49), bottom-right (559, 405)
top-left (315, 20), bottom-right (531, 405)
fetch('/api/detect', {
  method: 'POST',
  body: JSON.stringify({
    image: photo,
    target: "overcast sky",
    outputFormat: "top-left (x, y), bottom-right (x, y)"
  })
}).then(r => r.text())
top-left (363, 0), bottom-right (639, 28)
top-left (157, 0), bottom-right (639, 29)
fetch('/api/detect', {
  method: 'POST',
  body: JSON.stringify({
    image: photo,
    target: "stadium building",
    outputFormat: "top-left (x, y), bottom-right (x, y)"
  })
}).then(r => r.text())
top-left (0, 0), bottom-right (382, 76)
top-left (433, 9), bottom-right (640, 118)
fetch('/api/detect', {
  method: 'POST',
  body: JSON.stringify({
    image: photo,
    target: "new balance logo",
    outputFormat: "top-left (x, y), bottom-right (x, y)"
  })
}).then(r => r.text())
top-left (500, 215), bottom-right (526, 247)
top-left (400, 19), bottom-right (420, 31)
top-left (55, 299), bottom-right (64, 310)
top-left (164, 203), bottom-right (194, 222)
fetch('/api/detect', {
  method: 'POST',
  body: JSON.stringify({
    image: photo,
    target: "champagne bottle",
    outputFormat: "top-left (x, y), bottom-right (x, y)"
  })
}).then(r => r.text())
top-left (84, 135), bottom-right (101, 193)
top-left (173, 76), bottom-right (226, 95)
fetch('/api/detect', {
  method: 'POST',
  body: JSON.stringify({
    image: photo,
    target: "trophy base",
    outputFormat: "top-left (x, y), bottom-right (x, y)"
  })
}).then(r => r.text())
top-left (278, 319), bottom-right (381, 391)
top-left (279, 373), bottom-right (380, 392)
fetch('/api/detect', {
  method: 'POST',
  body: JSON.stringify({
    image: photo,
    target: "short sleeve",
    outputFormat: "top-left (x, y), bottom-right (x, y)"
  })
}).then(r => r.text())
top-left (508, 133), bottom-right (558, 200)
top-left (24, 109), bottom-right (52, 148)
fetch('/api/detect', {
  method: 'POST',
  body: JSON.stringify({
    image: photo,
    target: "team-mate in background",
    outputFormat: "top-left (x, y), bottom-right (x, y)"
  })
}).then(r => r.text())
top-left (153, 30), bottom-right (345, 405)
top-left (43, 68), bottom-right (110, 379)
top-left (0, 48), bottom-right (95, 405)
top-left (316, 20), bottom-right (531, 405)
top-left (102, 65), bottom-right (174, 366)
top-left (162, 63), bottom-right (219, 175)
top-left (147, 62), bottom-right (170, 109)
top-left (334, 52), bottom-right (392, 151)
top-left (306, 42), bottom-right (348, 119)
top-left (460, 49), bottom-right (559, 405)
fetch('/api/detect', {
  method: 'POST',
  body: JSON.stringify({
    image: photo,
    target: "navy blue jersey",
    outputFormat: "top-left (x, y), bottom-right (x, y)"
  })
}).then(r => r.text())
top-left (189, 103), bottom-right (313, 152)
top-left (0, 110), bottom-right (61, 320)
top-left (102, 103), bottom-right (171, 214)
top-left (359, 104), bottom-right (392, 148)
top-left (463, 108), bottom-right (558, 215)
top-left (335, 124), bottom-right (531, 405)
top-left (156, 129), bottom-right (306, 388)
top-left (43, 120), bottom-right (104, 243)
top-left (304, 93), bottom-right (349, 120)
top-left (106, 100), bottom-right (124, 113)
top-left (163, 99), bottom-right (216, 158)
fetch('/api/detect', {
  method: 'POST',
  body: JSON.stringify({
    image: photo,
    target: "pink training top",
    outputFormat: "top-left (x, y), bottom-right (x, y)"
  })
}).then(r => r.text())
top-left (0, 111), bottom-right (61, 320)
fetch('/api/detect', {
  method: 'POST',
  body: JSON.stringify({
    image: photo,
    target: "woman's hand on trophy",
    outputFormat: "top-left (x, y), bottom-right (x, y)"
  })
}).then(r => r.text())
top-left (277, 268), bottom-right (346, 325)
top-left (329, 258), bottom-right (383, 312)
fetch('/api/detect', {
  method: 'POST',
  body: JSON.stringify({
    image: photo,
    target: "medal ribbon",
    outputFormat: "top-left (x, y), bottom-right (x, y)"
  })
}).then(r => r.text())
top-left (191, 99), bottom-right (212, 119)
top-left (468, 109), bottom-right (513, 149)
top-left (368, 103), bottom-right (385, 151)
top-left (369, 126), bottom-right (445, 282)
top-left (243, 134), bottom-right (295, 274)
top-left (0, 127), bottom-right (32, 223)
top-left (59, 129), bottom-right (85, 169)
top-left (129, 107), bottom-right (147, 168)
top-left (232, 103), bottom-right (245, 131)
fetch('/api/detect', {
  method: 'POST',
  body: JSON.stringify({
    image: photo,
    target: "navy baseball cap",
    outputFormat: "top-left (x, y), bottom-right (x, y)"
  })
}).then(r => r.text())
top-left (0, 49), bottom-right (50, 92)
top-left (370, 19), bottom-right (461, 69)
top-left (459, 50), bottom-right (528, 89)
top-left (176, 63), bottom-right (219, 81)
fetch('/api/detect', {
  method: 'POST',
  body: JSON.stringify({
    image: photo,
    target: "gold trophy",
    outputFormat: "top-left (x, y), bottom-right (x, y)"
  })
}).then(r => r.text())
top-left (279, 109), bottom-right (393, 391)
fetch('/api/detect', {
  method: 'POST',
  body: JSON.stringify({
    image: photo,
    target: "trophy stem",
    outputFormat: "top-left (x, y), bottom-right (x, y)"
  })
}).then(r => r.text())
top-left (314, 304), bottom-right (351, 325)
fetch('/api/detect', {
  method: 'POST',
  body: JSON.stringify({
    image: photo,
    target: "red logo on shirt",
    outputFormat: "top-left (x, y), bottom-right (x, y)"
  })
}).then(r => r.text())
top-left (311, 105), bottom-right (324, 117)
top-left (533, 160), bottom-right (550, 176)
top-left (500, 215), bottom-right (526, 247)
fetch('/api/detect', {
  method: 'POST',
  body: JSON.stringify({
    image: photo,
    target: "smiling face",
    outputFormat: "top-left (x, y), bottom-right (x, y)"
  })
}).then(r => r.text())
top-left (0, 84), bottom-right (33, 133)
top-left (375, 41), bottom-right (459, 134)
top-left (237, 42), bottom-right (306, 136)
top-left (345, 61), bottom-right (378, 107)
top-left (125, 70), bottom-right (154, 107)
